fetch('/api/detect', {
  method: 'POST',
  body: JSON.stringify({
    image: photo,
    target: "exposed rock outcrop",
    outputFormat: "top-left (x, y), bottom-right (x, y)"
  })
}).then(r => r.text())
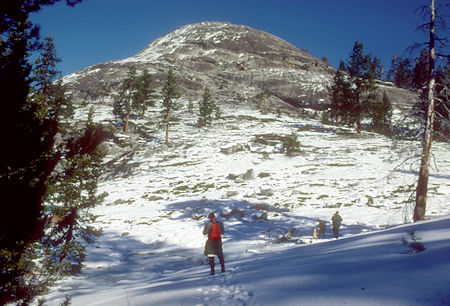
top-left (63, 21), bottom-right (416, 113)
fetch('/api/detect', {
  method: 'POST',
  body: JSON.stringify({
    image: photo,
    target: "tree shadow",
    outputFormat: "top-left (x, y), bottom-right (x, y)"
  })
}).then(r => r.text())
top-left (396, 168), bottom-right (450, 180)
top-left (165, 198), bottom-right (379, 245)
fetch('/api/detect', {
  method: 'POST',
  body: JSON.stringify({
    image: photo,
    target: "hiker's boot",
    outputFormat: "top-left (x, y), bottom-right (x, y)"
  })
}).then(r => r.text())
top-left (209, 257), bottom-right (215, 275)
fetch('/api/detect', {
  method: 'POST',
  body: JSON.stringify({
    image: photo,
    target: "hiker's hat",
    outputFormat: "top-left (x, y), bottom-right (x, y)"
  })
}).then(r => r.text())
top-left (208, 212), bottom-right (215, 219)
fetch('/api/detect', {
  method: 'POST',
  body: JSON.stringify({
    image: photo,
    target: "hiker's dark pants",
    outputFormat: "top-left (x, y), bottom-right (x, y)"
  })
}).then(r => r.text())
top-left (209, 253), bottom-right (225, 274)
top-left (319, 228), bottom-right (325, 239)
top-left (333, 227), bottom-right (340, 239)
top-left (205, 239), bottom-right (225, 274)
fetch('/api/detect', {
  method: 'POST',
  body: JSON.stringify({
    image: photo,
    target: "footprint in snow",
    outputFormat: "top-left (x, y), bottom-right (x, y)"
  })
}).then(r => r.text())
top-left (204, 266), bottom-right (255, 305)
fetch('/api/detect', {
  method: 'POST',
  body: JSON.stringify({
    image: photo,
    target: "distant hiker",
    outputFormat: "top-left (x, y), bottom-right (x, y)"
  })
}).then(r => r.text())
top-left (318, 218), bottom-right (326, 239)
top-left (331, 211), bottom-right (343, 239)
top-left (203, 212), bottom-right (225, 275)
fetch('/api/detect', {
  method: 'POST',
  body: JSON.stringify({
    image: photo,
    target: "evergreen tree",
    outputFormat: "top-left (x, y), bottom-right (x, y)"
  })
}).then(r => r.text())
top-left (330, 60), bottom-right (354, 126)
top-left (0, 1), bottom-right (82, 304)
top-left (412, 55), bottom-right (449, 142)
top-left (197, 86), bottom-right (216, 127)
top-left (371, 56), bottom-right (384, 80)
top-left (420, 63), bottom-right (450, 141)
top-left (412, 49), bottom-right (430, 90)
top-left (32, 36), bottom-right (60, 101)
top-left (99, 82), bottom-right (110, 105)
top-left (434, 64), bottom-right (450, 141)
top-left (215, 104), bottom-right (222, 120)
top-left (133, 68), bottom-right (155, 119)
top-left (330, 42), bottom-right (379, 133)
top-left (393, 57), bottom-right (412, 88)
top-left (281, 132), bottom-right (301, 156)
top-left (368, 91), bottom-right (392, 133)
top-left (346, 41), bottom-right (378, 133)
top-left (160, 67), bottom-right (180, 145)
top-left (114, 66), bottom-right (155, 129)
top-left (0, 14), bottom-right (60, 306)
top-left (387, 54), bottom-right (398, 82)
top-left (113, 65), bottom-right (137, 132)
top-left (43, 108), bottom-right (107, 278)
top-left (31, 36), bottom-right (74, 122)
top-left (188, 99), bottom-right (194, 114)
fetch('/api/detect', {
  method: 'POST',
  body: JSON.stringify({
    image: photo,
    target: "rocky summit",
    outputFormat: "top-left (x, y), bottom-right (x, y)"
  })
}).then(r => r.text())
top-left (63, 21), bottom-right (415, 112)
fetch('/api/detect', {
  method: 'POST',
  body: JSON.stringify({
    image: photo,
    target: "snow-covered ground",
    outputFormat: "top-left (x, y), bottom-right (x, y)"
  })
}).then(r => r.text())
top-left (40, 101), bottom-right (450, 305)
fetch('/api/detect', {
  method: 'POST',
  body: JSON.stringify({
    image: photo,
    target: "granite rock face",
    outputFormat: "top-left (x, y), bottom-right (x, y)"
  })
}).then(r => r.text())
top-left (63, 22), bottom-right (415, 112)
top-left (63, 22), bottom-right (333, 110)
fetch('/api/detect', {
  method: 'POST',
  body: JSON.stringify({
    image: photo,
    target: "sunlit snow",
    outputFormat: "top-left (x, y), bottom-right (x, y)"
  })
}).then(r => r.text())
top-left (38, 99), bottom-right (450, 305)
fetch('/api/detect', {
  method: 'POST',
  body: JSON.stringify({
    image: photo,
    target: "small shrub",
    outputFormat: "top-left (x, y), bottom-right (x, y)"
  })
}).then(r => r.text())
top-left (261, 152), bottom-right (271, 160)
top-left (402, 229), bottom-right (425, 253)
top-left (173, 185), bottom-right (190, 194)
top-left (281, 132), bottom-right (301, 155)
top-left (110, 198), bottom-right (135, 206)
top-left (321, 110), bottom-right (332, 125)
top-left (258, 172), bottom-right (271, 178)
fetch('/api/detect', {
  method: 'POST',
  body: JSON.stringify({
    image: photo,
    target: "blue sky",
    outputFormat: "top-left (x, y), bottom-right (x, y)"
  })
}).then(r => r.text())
top-left (31, 0), bottom-right (433, 77)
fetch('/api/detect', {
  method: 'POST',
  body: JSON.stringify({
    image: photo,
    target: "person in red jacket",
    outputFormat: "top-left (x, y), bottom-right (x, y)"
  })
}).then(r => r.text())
top-left (203, 212), bottom-right (225, 275)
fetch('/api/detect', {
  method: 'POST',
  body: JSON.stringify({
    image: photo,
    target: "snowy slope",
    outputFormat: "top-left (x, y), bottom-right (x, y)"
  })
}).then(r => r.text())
top-left (42, 213), bottom-right (450, 305)
top-left (38, 101), bottom-right (450, 305)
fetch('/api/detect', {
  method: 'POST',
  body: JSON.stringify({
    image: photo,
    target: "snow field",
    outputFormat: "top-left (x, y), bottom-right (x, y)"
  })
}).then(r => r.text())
top-left (40, 101), bottom-right (450, 305)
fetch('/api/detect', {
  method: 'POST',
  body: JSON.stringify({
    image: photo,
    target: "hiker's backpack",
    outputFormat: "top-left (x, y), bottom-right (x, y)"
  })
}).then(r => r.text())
top-left (209, 222), bottom-right (221, 240)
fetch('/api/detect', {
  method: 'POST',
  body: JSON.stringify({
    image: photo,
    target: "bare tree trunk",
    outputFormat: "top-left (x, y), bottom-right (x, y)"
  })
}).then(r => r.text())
top-left (263, 93), bottom-right (267, 114)
top-left (124, 95), bottom-right (130, 133)
top-left (124, 112), bottom-right (130, 133)
top-left (414, 0), bottom-right (436, 222)
top-left (165, 115), bottom-right (169, 145)
top-left (356, 120), bottom-right (361, 134)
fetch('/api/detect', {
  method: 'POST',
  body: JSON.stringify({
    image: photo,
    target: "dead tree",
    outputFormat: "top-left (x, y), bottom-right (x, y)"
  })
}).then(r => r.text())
top-left (414, 0), bottom-right (437, 221)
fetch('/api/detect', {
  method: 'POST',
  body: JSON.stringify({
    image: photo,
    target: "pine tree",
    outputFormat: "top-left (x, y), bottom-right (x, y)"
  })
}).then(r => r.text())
top-left (368, 91), bottom-right (392, 133)
top-left (0, 1), bottom-right (82, 304)
top-left (43, 108), bottom-right (107, 278)
top-left (394, 57), bottom-right (413, 88)
top-left (346, 41), bottom-right (378, 133)
top-left (281, 132), bottom-right (301, 156)
top-left (31, 36), bottom-right (74, 122)
top-left (113, 66), bottom-right (155, 129)
top-left (371, 56), bottom-right (384, 80)
top-left (160, 67), bottom-right (180, 145)
top-left (197, 86), bottom-right (216, 127)
top-left (413, 49), bottom-right (430, 90)
top-left (0, 16), bottom-right (60, 306)
top-left (133, 68), bottom-right (155, 119)
top-left (330, 60), bottom-right (354, 126)
top-left (434, 65), bottom-right (450, 141)
top-left (188, 99), bottom-right (194, 114)
top-left (32, 36), bottom-right (60, 110)
top-left (99, 82), bottom-right (110, 105)
top-left (387, 54), bottom-right (398, 82)
top-left (113, 65), bottom-right (137, 132)
top-left (330, 43), bottom-right (380, 133)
